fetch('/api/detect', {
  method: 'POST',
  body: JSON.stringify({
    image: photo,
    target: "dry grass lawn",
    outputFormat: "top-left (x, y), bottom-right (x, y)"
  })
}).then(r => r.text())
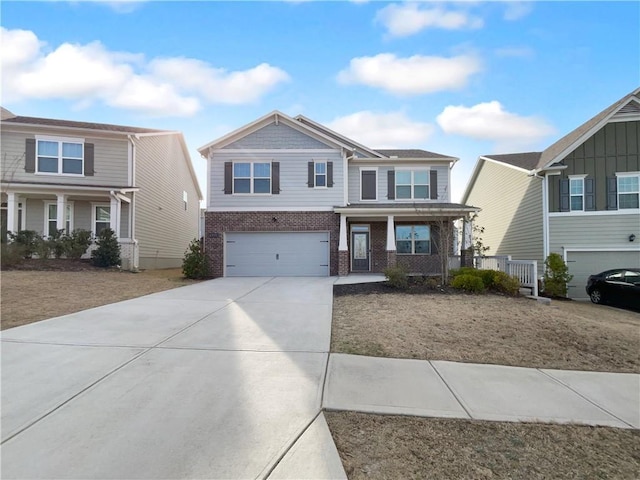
top-left (332, 290), bottom-right (640, 373)
top-left (1, 268), bottom-right (200, 330)
top-left (327, 411), bottom-right (640, 480)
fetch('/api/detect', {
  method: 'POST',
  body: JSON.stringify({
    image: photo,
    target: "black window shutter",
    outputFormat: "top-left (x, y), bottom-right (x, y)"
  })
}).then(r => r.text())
top-left (387, 170), bottom-right (395, 200)
top-left (224, 162), bottom-right (233, 194)
top-left (430, 170), bottom-right (438, 200)
top-left (307, 162), bottom-right (314, 188)
top-left (559, 178), bottom-right (570, 211)
top-left (271, 161), bottom-right (280, 194)
top-left (25, 138), bottom-right (36, 173)
top-left (584, 178), bottom-right (595, 211)
top-left (606, 177), bottom-right (618, 210)
top-left (327, 162), bottom-right (334, 187)
top-left (84, 143), bottom-right (95, 176)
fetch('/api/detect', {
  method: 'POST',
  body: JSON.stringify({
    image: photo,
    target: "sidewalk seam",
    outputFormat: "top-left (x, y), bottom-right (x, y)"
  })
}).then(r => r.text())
top-left (429, 361), bottom-right (474, 420)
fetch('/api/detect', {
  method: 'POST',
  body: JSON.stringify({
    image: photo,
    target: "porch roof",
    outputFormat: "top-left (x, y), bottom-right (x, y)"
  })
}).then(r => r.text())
top-left (334, 202), bottom-right (479, 217)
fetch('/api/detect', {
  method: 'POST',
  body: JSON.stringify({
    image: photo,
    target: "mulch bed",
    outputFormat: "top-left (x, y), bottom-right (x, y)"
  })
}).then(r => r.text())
top-left (4, 259), bottom-right (109, 272)
top-left (334, 280), bottom-right (456, 297)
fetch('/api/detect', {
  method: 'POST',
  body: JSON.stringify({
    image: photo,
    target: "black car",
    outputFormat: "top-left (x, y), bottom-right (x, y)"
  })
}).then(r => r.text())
top-left (586, 268), bottom-right (640, 309)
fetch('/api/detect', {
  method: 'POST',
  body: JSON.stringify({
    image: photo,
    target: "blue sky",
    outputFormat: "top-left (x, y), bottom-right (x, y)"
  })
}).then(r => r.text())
top-left (2, 1), bottom-right (639, 202)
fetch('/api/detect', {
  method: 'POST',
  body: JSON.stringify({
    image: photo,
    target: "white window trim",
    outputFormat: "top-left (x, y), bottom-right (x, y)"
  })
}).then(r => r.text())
top-left (568, 174), bottom-right (587, 212)
top-left (183, 190), bottom-right (188, 211)
top-left (91, 203), bottom-right (111, 236)
top-left (314, 161), bottom-right (328, 189)
top-left (232, 162), bottom-right (272, 195)
top-left (395, 224), bottom-right (432, 255)
top-left (616, 172), bottom-right (640, 210)
top-left (0, 201), bottom-right (25, 232)
top-left (43, 201), bottom-right (74, 237)
top-left (35, 135), bottom-right (85, 177)
top-left (395, 168), bottom-right (430, 201)
top-left (359, 167), bottom-right (378, 201)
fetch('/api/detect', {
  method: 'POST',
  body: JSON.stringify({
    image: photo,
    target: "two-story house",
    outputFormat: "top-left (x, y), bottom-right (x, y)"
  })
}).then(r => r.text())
top-left (1, 107), bottom-right (203, 270)
top-left (462, 88), bottom-right (640, 298)
top-left (198, 111), bottom-right (477, 277)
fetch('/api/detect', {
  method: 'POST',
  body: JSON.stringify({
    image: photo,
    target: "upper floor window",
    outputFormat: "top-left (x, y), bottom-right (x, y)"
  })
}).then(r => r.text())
top-left (569, 176), bottom-right (584, 211)
top-left (395, 170), bottom-right (429, 200)
top-left (396, 225), bottom-right (431, 254)
top-left (233, 162), bottom-right (271, 194)
top-left (315, 162), bottom-right (327, 188)
top-left (618, 175), bottom-right (639, 209)
top-left (37, 138), bottom-right (84, 175)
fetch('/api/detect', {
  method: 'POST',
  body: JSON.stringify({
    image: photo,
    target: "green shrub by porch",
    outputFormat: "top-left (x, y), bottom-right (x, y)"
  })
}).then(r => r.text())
top-left (91, 228), bottom-right (121, 268)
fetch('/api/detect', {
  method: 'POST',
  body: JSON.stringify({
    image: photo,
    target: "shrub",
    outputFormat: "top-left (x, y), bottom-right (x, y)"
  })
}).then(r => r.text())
top-left (449, 267), bottom-right (477, 278)
top-left (63, 229), bottom-right (92, 260)
top-left (182, 239), bottom-right (208, 279)
top-left (383, 265), bottom-right (409, 289)
top-left (8, 230), bottom-right (40, 259)
top-left (491, 271), bottom-right (521, 296)
top-left (91, 228), bottom-right (121, 268)
top-left (48, 229), bottom-right (66, 259)
top-left (543, 253), bottom-right (573, 298)
top-left (451, 274), bottom-right (485, 293)
top-left (1, 242), bottom-right (25, 268)
top-left (34, 235), bottom-right (52, 260)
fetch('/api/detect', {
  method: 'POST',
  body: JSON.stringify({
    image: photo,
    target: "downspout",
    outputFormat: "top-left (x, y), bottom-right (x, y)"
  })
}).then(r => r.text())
top-left (529, 169), bottom-right (548, 274)
top-left (127, 135), bottom-right (139, 271)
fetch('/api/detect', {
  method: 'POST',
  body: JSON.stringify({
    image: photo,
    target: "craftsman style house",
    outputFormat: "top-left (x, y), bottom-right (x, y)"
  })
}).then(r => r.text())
top-left (199, 111), bottom-right (477, 277)
top-left (1, 108), bottom-right (203, 269)
top-left (462, 88), bottom-right (640, 298)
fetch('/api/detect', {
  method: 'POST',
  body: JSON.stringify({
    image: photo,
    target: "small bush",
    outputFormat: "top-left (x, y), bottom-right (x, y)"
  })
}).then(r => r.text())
top-left (543, 253), bottom-right (573, 298)
top-left (451, 274), bottom-right (485, 293)
top-left (34, 235), bottom-right (52, 260)
top-left (48, 229), bottom-right (66, 259)
top-left (91, 228), bottom-right (121, 268)
top-left (424, 277), bottom-right (440, 289)
top-left (491, 271), bottom-right (521, 296)
top-left (8, 230), bottom-right (40, 258)
top-left (182, 239), bottom-right (208, 279)
top-left (63, 229), bottom-right (92, 259)
top-left (1, 242), bottom-right (25, 268)
top-left (449, 267), bottom-right (477, 278)
top-left (383, 265), bottom-right (409, 289)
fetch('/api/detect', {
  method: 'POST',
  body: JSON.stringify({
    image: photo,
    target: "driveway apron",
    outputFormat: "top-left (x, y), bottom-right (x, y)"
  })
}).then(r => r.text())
top-left (1, 277), bottom-right (335, 479)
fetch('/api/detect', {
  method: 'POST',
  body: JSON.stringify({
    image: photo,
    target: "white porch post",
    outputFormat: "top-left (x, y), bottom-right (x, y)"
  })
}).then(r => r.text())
top-left (386, 215), bottom-right (396, 251)
top-left (110, 195), bottom-right (121, 238)
top-left (338, 214), bottom-right (348, 251)
top-left (56, 194), bottom-right (67, 232)
top-left (6, 191), bottom-right (18, 234)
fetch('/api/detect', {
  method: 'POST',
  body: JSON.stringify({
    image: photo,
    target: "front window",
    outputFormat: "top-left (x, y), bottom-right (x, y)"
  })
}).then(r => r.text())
top-left (396, 170), bottom-right (429, 200)
top-left (37, 138), bottom-right (84, 175)
top-left (315, 162), bottom-right (326, 187)
top-left (94, 205), bottom-right (110, 236)
top-left (45, 203), bottom-right (73, 236)
top-left (569, 177), bottom-right (584, 211)
top-left (233, 162), bottom-right (271, 194)
top-left (396, 225), bottom-right (430, 254)
top-left (618, 175), bottom-right (639, 209)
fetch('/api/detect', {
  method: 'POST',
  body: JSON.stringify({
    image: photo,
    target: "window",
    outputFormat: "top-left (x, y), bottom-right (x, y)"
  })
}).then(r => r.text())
top-left (395, 170), bottom-right (429, 200)
top-left (94, 205), bottom-right (110, 236)
top-left (183, 191), bottom-right (188, 211)
top-left (618, 175), bottom-right (639, 209)
top-left (45, 203), bottom-right (73, 236)
top-left (36, 138), bottom-right (84, 175)
top-left (233, 162), bottom-right (271, 194)
top-left (569, 177), bottom-right (584, 211)
top-left (360, 169), bottom-right (377, 200)
top-left (315, 162), bottom-right (327, 188)
top-left (396, 225), bottom-right (430, 254)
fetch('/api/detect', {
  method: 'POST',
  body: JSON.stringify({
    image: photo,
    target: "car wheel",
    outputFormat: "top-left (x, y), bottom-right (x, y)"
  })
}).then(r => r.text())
top-left (590, 289), bottom-right (603, 304)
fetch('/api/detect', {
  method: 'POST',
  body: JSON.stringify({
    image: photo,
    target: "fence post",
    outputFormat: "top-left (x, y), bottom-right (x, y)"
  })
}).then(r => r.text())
top-left (532, 261), bottom-right (538, 297)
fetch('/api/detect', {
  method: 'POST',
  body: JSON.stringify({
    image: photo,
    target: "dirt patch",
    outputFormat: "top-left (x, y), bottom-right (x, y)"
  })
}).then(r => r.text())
top-left (332, 286), bottom-right (640, 372)
top-left (326, 411), bottom-right (640, 480)
top-left (1, 267), bottom-right (201, 330)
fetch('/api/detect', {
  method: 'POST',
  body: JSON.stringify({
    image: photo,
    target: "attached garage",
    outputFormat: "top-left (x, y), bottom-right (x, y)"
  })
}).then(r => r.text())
top-left (225, 232), bottom-right (330, 277)
top-left (566, 250), bottom-right (640, 299)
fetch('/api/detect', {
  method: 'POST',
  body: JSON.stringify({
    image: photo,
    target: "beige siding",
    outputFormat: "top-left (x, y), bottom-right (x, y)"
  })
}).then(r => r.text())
top-left (1, 128), bottom-right (129, 186)
top-left (466, 161), bottom-right (544, 264)
top-left (134, 134), bottom-right (201, 268)
top-left (549, 212), bottom-right (640, 253)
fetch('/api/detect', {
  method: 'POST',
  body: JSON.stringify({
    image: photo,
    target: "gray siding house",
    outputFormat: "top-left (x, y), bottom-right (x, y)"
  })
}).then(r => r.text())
top-left (199, 111), bottom-right (476, 277)
top-left (462, 88), bottom-right (640, 298)
top-left (1, 108), bottom-right (203, 269)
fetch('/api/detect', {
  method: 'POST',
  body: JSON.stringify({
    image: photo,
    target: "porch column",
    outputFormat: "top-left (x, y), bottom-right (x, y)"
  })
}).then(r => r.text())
top-left (6, 191), bottom-right (18, 234)
top-left (338, 214), bottom-right (348, 251)
top-left (56, 194), bottom-right (67, 232)
top-left (386, 215), bottom-right (396, 251)
top-left (110, 195), bottom-right (121, 238)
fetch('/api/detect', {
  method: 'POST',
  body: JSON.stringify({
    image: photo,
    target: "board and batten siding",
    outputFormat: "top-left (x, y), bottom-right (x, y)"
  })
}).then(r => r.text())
top-left (209, 151), bottom-right (344, 209)
top-left (0, 129), bottom-right (130, 186)
top-left (347, 165), bottom-right (449, 204)
top-left (134, 134), bottom-right (201, 269)
top-left (549, 120), bottom-right (640, 212)
top-left (549, 213), bottom-right (640, 253)
top-left (465, 160), bottom-right (544, 264)
top-left (224, 123), bottom-right (331, 150)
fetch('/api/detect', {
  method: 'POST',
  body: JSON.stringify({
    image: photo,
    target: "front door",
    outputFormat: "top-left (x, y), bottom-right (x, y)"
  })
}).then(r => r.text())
top-left (351, 226), bottom-right (370, 272)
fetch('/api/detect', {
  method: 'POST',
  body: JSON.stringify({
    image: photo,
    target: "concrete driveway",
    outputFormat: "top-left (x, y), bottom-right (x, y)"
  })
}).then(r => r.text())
top-left (1, 277), bottom-right (343, 479)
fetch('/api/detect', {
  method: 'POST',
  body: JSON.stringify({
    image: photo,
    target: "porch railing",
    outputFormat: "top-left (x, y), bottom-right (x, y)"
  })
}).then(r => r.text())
top-left (448, 255), bottom-right (538, 296)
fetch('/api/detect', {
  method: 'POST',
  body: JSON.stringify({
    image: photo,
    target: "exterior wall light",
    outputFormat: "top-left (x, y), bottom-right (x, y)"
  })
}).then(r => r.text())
top-left (630, 234), bottom-right (636, 242)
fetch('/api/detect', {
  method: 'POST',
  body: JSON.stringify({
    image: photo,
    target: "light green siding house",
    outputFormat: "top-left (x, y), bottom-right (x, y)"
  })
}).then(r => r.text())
top-left (1, 108), bottom-right (203, 269)
top-left (462, 88), bottom-right (640, 299)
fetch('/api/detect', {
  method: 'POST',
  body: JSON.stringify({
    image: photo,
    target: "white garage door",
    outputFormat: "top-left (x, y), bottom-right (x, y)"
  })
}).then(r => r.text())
top-left (566, 250), bottom-right (640, 299)
top-left (225, 232), bottom-right (330, 277)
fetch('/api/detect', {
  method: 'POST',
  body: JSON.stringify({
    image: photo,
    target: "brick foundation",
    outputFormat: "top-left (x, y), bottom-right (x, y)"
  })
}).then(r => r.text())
top-left (338, 251), bottom-right (349, 276)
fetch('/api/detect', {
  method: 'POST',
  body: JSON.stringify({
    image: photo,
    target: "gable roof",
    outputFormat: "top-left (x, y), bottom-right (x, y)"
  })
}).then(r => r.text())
top-left (375, 149), bottom-right (455, 160)
top-left (535, 87), bottom-right (640, 171)
top-left (1, 113), bottom-right (167, 135)
top-left (481, 152), bottom-right (542, 171)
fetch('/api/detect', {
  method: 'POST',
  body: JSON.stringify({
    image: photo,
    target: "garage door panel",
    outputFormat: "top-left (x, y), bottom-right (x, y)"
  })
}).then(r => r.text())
top-left (566, 251), bottom-right (640, 299)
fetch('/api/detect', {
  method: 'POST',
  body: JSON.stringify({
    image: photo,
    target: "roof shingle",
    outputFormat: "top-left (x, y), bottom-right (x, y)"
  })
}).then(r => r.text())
top-left (1, 115), bottom-right (167, 134)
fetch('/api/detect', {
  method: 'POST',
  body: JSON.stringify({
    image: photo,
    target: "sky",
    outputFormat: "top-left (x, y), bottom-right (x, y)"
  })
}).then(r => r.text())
top-left (2, 0), bottom-right (639, 203)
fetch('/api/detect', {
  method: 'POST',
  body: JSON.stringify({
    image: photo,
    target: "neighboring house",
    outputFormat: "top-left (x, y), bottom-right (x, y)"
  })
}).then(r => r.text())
top-left (1, 107), bottom-right (203, 269)
top-left (462, 88), bottom-right (640, 298)
top-left (198, 111), bottom-right (477, 277)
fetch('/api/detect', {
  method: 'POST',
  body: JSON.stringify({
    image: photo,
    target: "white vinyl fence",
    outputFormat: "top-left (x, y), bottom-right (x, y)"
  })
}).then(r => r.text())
top-left (449, 255), bottom-right (538, 296)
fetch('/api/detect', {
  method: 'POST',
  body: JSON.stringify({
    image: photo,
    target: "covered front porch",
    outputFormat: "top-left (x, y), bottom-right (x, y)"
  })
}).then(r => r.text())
top-left (334, 204), bottom-right (478, 276)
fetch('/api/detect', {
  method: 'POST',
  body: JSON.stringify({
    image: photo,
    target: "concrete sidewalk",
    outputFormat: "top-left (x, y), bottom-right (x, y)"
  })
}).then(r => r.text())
top-left (324, 353), bottom-right (640, 429)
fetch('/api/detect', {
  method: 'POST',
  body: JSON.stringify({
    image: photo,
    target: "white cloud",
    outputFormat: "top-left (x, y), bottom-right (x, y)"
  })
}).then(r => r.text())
top-left (0, 27), bottom-right (289, 117)
top-left (337, 53), bottom-right (481, 95)
top-left (376, 3), bottom-right (484, 37)
top-left (503, 1), bottom-right (534, 21)
top-left (436, 101), bottom-right (555, 150)
top-left (326, 111), bottom-right (434, 148)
